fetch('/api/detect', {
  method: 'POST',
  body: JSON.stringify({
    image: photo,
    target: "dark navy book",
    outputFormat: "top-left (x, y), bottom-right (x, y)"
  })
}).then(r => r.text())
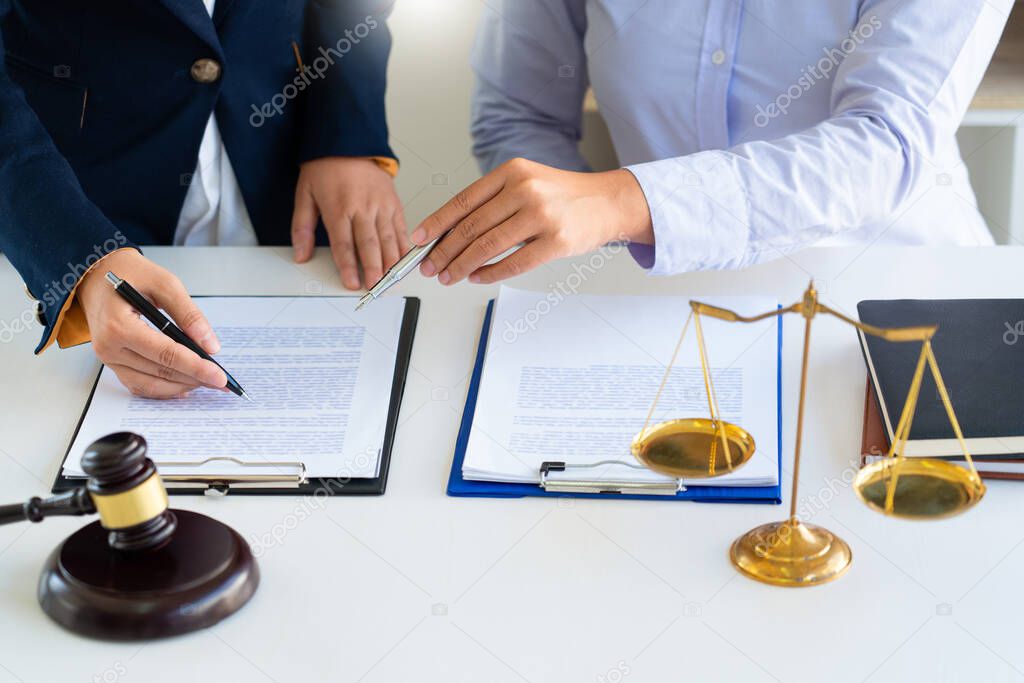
top-left (858, 299), bottom-right (1024, 458)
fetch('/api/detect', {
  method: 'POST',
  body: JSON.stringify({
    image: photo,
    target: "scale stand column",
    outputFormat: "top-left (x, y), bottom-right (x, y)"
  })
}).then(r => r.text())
top-left (729, 287), bottom-right (853, 587)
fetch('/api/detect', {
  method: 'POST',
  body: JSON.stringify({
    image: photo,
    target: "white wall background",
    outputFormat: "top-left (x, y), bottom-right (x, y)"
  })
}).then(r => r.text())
top-left (385, 0), bottom-right (486, 229)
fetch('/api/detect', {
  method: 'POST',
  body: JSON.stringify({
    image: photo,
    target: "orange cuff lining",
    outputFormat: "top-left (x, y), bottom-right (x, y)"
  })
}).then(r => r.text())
top-left (368, 156), bottom-right (399, 177)
top-left (40, 246), bottom-right (137, 353)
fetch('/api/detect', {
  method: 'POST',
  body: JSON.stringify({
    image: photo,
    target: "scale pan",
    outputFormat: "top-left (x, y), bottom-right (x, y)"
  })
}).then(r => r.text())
top-left (631, 418), bottom-right (755, 479)
top-left (854, 458), bottom-right (985, 519)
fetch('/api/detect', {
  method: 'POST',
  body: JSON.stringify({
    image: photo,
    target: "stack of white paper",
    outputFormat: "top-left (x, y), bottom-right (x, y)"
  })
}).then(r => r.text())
top-left (63, 296), bottom-right (405, 480)
top-left (462, 287), bottom-right (780, 488)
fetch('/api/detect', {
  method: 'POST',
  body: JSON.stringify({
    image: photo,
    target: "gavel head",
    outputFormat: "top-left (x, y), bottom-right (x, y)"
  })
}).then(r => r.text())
top-left (80, 432), bottom-right (176, 552)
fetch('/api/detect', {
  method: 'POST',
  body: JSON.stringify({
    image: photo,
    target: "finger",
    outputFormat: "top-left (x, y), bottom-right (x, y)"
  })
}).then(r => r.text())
top-left (468, 239), bottom-right (553, 284)
top-left (291, 182), bottom-right (319, 263)
top-left (377, 211), bottom-right (401, 272)
top-left (124, 320), bottom-right (227, 388)
top-left (322, 213), bottom-right (360, 290)
top-left (410, 171), bottom-right (505, 245)
top-left (439, 213), bottom-right (531, 285)
top-left (393, 208), bottom-right (411, 251)
top-left (108, 364), bottom-right (198, 399)
top-left (421, 190), bottom-right (518, 280)
top-left (146, 277), bottom-right (220, 354)
top-left (119, 349), bottom-right (210, 387)
top-left (353, 213), bottom-right (384, 287)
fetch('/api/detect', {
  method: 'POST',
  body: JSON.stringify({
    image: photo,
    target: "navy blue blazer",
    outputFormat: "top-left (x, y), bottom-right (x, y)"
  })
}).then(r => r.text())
top-left (0, 0), bottom-right (396, 352)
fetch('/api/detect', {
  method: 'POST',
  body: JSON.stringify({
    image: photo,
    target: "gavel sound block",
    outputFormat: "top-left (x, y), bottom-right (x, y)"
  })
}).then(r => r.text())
top-left (0, 432), bottom-right (259, 640)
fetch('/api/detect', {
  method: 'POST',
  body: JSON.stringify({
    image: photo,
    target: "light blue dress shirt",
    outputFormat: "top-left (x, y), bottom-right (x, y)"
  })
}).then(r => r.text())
top-left (470, 0), bottom-right (1010, 275)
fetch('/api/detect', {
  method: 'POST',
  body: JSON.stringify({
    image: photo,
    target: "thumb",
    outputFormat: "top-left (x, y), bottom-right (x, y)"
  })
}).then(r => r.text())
top-left (151, 276), bottom-right (220, 354)
top-left (291, 182), bottom-right (319, 263)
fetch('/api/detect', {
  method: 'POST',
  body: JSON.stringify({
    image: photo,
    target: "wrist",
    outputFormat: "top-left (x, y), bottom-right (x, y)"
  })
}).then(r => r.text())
top-left (606, 169), bottom-right (654, 245)
top-left (302, 156), bottom-right (390, 175)
top-left (78, 249), bottom-right (141, 309)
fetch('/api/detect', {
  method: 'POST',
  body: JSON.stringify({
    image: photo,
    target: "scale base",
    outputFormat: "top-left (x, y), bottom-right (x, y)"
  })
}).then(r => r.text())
top-left (730, 518), bottom-right (851, 587)
top-left (38, 509), bottom-right (259, 640)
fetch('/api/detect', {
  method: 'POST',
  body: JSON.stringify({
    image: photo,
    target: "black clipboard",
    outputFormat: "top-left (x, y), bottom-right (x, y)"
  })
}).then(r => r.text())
top-left (52, 296), bottom-right (419, 496)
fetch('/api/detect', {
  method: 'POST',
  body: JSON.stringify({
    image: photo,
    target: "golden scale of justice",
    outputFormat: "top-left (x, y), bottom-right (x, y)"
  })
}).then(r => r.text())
top-left (630, 282), bottom-right (986, 587)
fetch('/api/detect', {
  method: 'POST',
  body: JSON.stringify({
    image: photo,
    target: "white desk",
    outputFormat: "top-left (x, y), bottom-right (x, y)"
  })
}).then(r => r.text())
top-left (1, 246), bottom-right (1023, 683)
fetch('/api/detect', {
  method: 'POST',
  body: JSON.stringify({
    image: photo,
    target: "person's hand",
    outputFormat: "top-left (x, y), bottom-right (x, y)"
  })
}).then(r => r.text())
top-left (291, 157), bottom-right (409, 290)
top-left (412, 158), bottom-right (653, 285)
top-left (77, 250), bottom-right (227, 399)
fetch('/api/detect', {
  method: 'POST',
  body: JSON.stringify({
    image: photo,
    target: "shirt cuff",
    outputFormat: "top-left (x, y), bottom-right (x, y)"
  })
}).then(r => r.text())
top-left (624, 151), bottom-right (750, 275)
top-left (43, 247), bottom-right (137, 352)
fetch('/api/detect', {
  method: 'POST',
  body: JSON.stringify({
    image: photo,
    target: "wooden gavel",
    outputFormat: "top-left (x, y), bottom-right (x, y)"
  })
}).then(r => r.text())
top-left (0, 432), bottom-right (176, 551)
top-left (0, 432), bottom-right (258, 640)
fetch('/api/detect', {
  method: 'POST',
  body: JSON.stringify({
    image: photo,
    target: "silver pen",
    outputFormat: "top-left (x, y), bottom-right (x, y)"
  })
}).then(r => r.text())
top-left (355, 235), bottom-right (443, 310)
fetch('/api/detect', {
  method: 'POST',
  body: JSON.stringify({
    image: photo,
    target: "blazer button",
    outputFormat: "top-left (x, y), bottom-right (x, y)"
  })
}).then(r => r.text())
top-left (190, 58), bottom-right (222, 84)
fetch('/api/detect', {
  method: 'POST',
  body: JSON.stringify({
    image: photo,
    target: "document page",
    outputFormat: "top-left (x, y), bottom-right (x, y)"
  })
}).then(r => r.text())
top-left (64, 296), bottom-right (406, 480)
top-left (463, 288), bottom-right (780, 486)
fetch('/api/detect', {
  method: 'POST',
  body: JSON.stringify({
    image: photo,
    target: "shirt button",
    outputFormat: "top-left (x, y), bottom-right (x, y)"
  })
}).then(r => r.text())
top-left (190, 58), bottom-right (222, 84)
top-left (711, 49), bottom-right (726, 65)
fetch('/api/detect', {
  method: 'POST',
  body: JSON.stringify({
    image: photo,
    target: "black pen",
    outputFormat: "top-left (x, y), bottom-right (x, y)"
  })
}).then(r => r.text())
top-left (105, 271), bottom-right (252, 401)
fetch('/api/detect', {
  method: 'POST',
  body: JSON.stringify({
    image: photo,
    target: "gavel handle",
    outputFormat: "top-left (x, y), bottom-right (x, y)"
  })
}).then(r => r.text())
top-left (0, 488), bottom-right (96, 525)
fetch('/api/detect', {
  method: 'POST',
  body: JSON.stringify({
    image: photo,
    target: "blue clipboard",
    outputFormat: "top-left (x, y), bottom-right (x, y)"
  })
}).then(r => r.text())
top-left (446, 299), bottom-right (783, 504)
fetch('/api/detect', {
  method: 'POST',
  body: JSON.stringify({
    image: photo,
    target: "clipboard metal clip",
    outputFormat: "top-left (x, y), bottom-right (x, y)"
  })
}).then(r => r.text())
top-left (154, 457), bottom-right (308, 493)
top-left (539, 461), bottom-right (684, 496)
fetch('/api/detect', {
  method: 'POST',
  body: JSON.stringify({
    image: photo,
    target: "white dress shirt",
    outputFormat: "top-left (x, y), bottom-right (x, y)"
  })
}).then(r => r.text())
top-left (173, 0), bottom-right (258, 247)
top-left (471, 0), bottom-right (1010, 275)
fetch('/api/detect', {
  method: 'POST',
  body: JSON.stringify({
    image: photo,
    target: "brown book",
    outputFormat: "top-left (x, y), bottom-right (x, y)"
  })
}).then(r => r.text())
top-left (860, 378), bottom-right (1024, 481)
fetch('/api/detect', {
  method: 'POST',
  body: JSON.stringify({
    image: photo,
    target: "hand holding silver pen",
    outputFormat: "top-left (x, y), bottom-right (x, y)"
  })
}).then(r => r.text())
top-left (356, 159), bottom-right (653, 311)
top-left (356, 235), bottom-right (443, 310)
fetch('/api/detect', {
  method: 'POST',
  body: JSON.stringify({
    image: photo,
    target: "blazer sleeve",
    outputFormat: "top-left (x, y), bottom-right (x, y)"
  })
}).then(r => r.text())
top-left (298, 0), bottom-right (397, 163)
top-left (0, 0), bottom-right (139, 354)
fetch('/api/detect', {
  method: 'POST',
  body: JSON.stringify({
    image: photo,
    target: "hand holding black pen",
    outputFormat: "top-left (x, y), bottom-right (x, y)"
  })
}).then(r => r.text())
top-left (72, 251), bottom-right (227, 398)
top-left (105, 271), bottom-right (251, 401)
